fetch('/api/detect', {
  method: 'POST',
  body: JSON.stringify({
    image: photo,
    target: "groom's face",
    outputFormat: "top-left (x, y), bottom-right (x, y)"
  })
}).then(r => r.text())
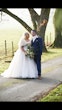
top-left (31, 31), bottom-right (36, 37)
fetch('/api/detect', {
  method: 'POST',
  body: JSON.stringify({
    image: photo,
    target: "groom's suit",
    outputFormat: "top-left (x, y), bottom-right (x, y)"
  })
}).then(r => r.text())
top-left (31, 35), bottom-right (43, 76)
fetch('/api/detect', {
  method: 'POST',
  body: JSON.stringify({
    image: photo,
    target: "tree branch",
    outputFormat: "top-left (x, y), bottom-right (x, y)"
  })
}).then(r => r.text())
top-left (1, 8), bottom-right (32, 33)
top-left (40, 8), bottom-right (50, 21)
top-left (28, 8), bottom-right (40, 22)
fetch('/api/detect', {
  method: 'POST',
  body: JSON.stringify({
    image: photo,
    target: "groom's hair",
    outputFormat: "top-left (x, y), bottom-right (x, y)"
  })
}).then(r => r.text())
top-left (31, 30), bottom-right (37, 34)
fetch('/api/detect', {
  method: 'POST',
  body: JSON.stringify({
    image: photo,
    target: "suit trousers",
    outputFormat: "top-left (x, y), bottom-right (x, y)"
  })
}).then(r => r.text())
top-left (34, 55), bottom-right (41, 76)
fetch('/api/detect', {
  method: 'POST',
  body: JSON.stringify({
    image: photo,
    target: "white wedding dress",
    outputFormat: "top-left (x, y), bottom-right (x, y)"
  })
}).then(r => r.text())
top-left (1, 38), bottom-right (38, 78)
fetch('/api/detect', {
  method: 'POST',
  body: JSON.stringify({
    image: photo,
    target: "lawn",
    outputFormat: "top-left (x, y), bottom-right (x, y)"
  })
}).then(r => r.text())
top-left (39, 83), bottom-right (62, 102)
top-left (42, 48), bottom-right (62, 62)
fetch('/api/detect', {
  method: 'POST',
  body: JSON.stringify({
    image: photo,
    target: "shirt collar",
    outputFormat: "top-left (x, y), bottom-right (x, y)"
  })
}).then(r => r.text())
top-left (32, 35), bottom-right (38, 42)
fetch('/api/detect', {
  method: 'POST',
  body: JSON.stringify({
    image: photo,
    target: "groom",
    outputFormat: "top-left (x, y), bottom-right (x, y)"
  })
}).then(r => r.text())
top-left (31, 30), bottom-right (43, 79)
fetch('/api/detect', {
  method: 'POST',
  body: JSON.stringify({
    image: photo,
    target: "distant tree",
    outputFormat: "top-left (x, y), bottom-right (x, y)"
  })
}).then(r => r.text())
top-left (53, 9), bottom-right (62, 47)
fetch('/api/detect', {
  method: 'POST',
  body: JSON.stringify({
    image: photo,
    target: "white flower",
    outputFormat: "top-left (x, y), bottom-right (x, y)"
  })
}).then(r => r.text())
top-left (25, 44), bottom-right (34, 58)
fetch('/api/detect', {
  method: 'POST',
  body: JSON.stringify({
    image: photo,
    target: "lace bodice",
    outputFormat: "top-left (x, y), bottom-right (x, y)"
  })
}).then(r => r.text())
top-left (18, 39), bottom-right (31, 50)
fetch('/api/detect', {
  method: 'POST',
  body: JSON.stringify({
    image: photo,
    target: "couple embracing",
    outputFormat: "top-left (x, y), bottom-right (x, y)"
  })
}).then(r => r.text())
top-left (1, 30), bottom-right (43, 79)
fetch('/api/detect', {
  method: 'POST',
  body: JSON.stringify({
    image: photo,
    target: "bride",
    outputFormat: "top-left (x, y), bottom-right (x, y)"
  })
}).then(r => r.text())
top-left (1, 32), bottom-right (38, 78)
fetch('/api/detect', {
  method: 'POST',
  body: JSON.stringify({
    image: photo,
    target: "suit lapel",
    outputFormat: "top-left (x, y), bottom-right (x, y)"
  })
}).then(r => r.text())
top-left (34, 38), bottom-right (38, 43)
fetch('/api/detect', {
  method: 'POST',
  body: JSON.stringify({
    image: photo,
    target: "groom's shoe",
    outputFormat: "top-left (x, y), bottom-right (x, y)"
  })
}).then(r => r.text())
top-left (38, 75), bottom-right (42, 80)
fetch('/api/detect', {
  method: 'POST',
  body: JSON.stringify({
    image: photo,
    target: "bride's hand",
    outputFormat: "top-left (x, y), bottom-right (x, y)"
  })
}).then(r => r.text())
top-left (25, 51), bottom-right (27, 55)
top-left (21, 46), bottom-right (26, 53)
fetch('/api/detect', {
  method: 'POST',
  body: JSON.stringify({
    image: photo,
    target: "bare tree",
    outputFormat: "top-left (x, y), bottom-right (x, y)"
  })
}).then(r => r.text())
top-left (0, 8), bottom-right (50, 52)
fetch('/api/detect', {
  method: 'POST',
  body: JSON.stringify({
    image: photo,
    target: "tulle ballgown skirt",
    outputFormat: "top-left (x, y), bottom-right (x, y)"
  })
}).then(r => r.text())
top-left (1, 49), bottom-right (38, 78)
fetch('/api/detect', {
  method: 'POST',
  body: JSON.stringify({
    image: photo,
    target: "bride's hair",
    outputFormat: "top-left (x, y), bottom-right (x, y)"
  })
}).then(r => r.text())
top-left (24, 32), bottom-right (29, 37)
top-left (18, 32), bottom-right (30, 47)
top-left (20, 32), bottom-right (29, 39)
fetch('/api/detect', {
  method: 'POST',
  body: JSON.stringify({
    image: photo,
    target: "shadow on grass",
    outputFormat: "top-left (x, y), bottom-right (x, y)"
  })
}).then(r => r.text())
top-left (46, 50), bottom-right (58, 54)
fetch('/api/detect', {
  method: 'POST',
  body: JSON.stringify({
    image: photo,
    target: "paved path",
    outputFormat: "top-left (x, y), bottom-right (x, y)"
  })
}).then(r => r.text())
top-left (0, 56), bottom-right (62, 101)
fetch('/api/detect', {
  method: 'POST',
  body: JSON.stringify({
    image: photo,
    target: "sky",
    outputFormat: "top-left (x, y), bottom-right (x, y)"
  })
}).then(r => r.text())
top-left (0, 8), bottom-right (56, 30)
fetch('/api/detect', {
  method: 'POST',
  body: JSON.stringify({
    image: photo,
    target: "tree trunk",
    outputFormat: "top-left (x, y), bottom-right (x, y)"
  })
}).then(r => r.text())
top-left (53, 9), bottom-right (62, 48)
top-left (37, 9), bottom-right (50, 52)
top-left (54, 29), bottom-right (62, 47)
top-left (28, 8), bottom-right (50, 52)
top-left (37, 25), bottom-right (47, 52)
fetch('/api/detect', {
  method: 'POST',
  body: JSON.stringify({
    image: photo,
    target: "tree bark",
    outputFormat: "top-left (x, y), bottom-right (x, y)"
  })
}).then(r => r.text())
top-left (28, 8), bottom-right (40, 30)
top-left (54, 29), bottom-right (62, 47)
top-left (53, 9), bottom-right (62, 48)
top-left (37, 9), bottom-right (50, 52)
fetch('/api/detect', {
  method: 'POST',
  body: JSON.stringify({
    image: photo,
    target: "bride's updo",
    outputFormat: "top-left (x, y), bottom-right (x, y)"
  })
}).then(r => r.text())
top-left (18, 32), bottom-right (30, 48)
top-left (24, 32), bottom-right (30, 40)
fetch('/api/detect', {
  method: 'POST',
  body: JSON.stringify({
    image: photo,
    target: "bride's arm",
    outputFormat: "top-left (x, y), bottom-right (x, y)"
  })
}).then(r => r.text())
top-left (18, 39), bottom-right (26, 53)
top-left (21, 46), bottom-right (26, 53)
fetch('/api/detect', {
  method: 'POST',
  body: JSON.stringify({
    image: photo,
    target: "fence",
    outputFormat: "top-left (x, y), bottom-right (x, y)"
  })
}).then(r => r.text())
top-left (0, 34), bottom-right (53, 61)
top-left (4, 40), bottom-right (14, 57)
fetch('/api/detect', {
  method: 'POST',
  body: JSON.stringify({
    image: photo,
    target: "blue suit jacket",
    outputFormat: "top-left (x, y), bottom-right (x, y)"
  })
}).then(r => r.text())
top-left (31, 36), bottom-right (43, 56)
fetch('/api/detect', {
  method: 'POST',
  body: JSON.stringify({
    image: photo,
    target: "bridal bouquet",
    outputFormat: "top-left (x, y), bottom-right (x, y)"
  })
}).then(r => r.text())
top-left (25, 44), bottom-right (34, 59)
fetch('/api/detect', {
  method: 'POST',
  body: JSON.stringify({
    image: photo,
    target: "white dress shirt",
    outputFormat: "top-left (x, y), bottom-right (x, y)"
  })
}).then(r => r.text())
top-left (32, 35), bottom-right (38, 42)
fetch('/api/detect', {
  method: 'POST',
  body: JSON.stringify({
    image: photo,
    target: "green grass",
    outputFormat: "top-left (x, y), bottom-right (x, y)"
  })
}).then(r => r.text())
top-left (39, 84), bottom-right (62, 102)
top-left (42, 48), bottom-right (62, 62)
top-left (0, 28), bottom-right (26, 59)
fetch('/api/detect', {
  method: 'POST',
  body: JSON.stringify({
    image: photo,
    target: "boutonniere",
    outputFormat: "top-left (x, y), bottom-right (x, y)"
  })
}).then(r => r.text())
top-left (36, 39), bottom-right (38, 42)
